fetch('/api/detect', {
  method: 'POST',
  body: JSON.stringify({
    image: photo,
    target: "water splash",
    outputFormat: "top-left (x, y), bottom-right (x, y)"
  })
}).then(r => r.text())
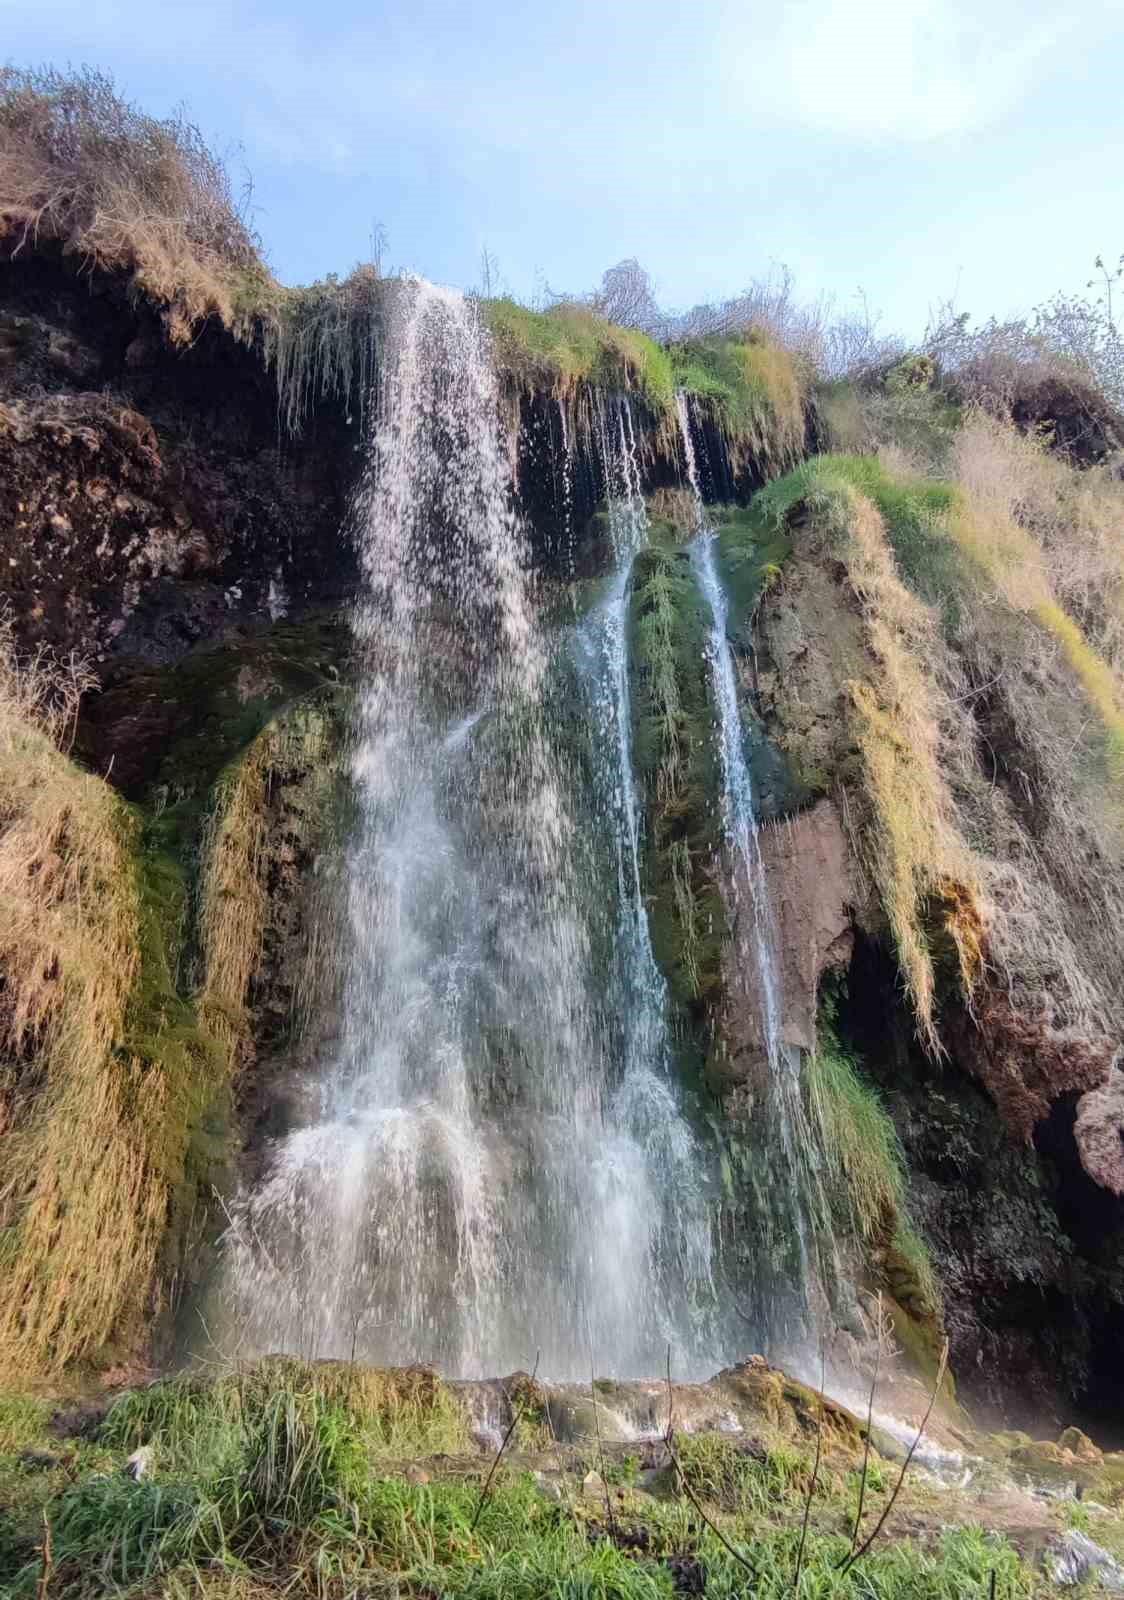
top-left (217, 287), bottom-right (722, 1377)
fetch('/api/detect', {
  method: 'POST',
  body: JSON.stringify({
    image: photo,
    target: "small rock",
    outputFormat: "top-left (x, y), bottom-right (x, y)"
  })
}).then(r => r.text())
top-left (1057, 1426), bottom-right (1103, 1465)
top-left (124, 1446), bottom-right (152, 1480)
top-left (17, 1449), bottom-right (62, 1471)
top-left (664, 1554), bottom-right (707, 1595)
top-left (1047, 1529), bottom-right (1124, 1591)
top-left (582, 1469), bottom-right (606, 1497)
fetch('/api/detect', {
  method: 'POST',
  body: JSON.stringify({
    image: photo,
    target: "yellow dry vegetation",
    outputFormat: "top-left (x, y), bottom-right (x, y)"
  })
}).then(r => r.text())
top-left (0, 66), bottom-right (272, 344)
top-left (197, 706), bottom-right (336, 1061)
top-left (812, 486), bottom-right (983, 1045)
top-left (947, 414), bottom-right (1124, 784)
top-left (0, 627), bottom-right (164, 1371)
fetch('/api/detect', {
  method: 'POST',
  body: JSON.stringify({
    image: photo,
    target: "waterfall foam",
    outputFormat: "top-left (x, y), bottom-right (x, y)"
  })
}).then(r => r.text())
top-left (217, 287), bottom-right (724, 1377)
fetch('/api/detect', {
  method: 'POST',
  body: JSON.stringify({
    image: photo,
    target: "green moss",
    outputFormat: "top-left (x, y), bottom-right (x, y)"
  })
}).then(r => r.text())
top-left (669, 332), bottom-right (806, 473)
top-left (709, 503), bottom-right (793, 641)
top-left (125, 830), bottom-right (231, 1317)
top-left (484, 298), bottom-right (675, 416)
top-left (628, 547), bottom-right (726, 1007)
top-left (77, 615), bottom-right (349, 870)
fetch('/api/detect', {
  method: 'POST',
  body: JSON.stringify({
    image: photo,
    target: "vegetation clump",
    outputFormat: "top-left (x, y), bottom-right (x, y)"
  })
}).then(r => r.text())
top-left (669, 330), bottom-right (807, 477)
top-left (484, 296), bottom-right (675, 417)
top-left (0, 623), bottom-right (224, 1374)
top-left (0, 1360), bottom-right (1043, 1599)
top-left (628, 544), bottom-right (725, 1007)
top-left (262, 264), bottom-right (384, 435)
top-left (751, 433), bottom-right (1124, 1096)
top-left (806, 983), bottom-right (938, 1318)
top-left (0, 66), bottom-right (272, 343)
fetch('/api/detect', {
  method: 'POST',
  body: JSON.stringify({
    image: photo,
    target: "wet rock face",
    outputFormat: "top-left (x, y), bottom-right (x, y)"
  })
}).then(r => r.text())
top-left (949, 983), bottom-right (1117, 1144)
top-left (0, 252), bottom-right (358, 676)
top-left (1075, 1073), bottom-right (1124, 1195)
top-left (715, 798), bottom-right (854, 1088)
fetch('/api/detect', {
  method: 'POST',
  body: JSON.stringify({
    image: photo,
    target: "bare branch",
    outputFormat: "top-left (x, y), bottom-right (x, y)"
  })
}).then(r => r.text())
top-left (662, 1345), bottom-right (757, 1584)
top-left (793, 1341), bottom-right (826, 1590)
top-left (838, 1338), bottom-right (950, 1575)
top-left (470, 1352), bottom-right (540, 1535)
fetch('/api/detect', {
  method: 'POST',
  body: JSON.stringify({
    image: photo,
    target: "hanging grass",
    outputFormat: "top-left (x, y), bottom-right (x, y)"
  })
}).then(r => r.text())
top-left (805, 985), bottom-right (939, 1314)
top-left (669, 330), bottom-right (807, 477)
top-left (484, 298), bottom-right (675, 418)
top-left (196, 697), bottom-right (340, 1064)
top-left (0, 629), bottom-right (227, 1374)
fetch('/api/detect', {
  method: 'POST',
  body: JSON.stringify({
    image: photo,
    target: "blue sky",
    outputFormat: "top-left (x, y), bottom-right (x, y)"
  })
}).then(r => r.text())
top-left (5, 0), bottom-right (1123, 339)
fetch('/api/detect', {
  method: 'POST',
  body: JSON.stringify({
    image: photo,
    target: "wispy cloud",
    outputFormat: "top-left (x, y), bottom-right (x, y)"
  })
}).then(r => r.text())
top-left (725, 0), bottom-right (1087, 140)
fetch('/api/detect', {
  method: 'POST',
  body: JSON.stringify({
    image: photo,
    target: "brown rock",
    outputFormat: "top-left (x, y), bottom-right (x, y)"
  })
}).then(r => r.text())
top-left (952, 983), bottom-right (1115, 1142)
top-left (1057, 1426), bottom-right (1103, 1465)
top-left (716, 798), bottom-right (854, 1089)
top-left (1075, 1074), bottom-right (1124, 1195)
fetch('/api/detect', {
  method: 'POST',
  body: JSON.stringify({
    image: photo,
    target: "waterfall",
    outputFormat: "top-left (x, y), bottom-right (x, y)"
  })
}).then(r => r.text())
top-left (217, 286), bottom-right (722, 1377)
top-left (677, 392), bottom-right (823, 1348)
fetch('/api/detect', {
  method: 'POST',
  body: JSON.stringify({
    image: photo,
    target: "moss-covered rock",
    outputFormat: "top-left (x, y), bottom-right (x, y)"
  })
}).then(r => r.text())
top-left (628, 544), bottom-right (725, 1010)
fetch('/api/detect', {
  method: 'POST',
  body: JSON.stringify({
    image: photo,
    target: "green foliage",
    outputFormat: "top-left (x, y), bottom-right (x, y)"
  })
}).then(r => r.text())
top-left (484, 298), bottom-right (675, 416)
top-left (808, 985), bottom-right (939, 1314)
top-left (0, 1395), bottom-right (49, 1451)
top-left (674, 1433), bottom-right (812, 1514)
top-left (751, 453), bottom-right (962, 611)
top-left (669, 332), bottom-right (806, 472)
top-left (885, 353), bottom-right (936, 392)
top-left (0, 1356), bottom-right (1040, 1600)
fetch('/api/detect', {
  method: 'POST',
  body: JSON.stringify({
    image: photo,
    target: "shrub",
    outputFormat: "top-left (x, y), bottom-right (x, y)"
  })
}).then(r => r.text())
top-left (0, 65), bottom-right (270, 342)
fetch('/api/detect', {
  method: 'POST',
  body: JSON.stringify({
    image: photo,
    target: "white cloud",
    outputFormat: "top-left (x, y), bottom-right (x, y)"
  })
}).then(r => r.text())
top-left (725, 0), bottom-right (1084, 139)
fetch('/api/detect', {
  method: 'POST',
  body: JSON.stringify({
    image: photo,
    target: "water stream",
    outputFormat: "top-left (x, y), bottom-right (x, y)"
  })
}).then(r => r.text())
top-left (677, 391), bottom-right (823, 1348)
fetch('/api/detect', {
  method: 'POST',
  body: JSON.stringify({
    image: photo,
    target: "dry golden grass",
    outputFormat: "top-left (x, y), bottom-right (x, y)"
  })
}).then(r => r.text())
top-left (197, 707), bottom-right (336, 1061)
top-left (0, 66), bottom-right (271, 342)
top-left (0, 625), bottom-right (167, 1371)
top-left (815, 486), bottom-right (983, 1045)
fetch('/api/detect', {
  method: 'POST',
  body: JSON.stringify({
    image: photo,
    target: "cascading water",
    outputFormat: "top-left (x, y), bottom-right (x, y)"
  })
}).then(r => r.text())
top-left (217, 285), bottom-right (724, 1377)
top-left (677, 392), bottom-right (825, 1348)
top-left (570, 395), bottom-right (722, 1368)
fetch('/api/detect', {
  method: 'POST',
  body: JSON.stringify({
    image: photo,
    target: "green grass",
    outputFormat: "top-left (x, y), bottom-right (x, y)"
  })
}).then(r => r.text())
top-left (484, 298), bottom-right (675, 416)
top-left (669, 332), bottom-right (806, 471)
top-left (1, 1394), bottom-right (1038, 1600)
top-left (807, 985), bottom-right (939, 1318)
top-left (750, 453), bottom-right (962, 610)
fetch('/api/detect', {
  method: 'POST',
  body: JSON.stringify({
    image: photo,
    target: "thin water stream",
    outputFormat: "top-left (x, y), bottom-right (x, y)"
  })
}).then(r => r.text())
top-left (676, 391), bottom-right (825, 1348)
